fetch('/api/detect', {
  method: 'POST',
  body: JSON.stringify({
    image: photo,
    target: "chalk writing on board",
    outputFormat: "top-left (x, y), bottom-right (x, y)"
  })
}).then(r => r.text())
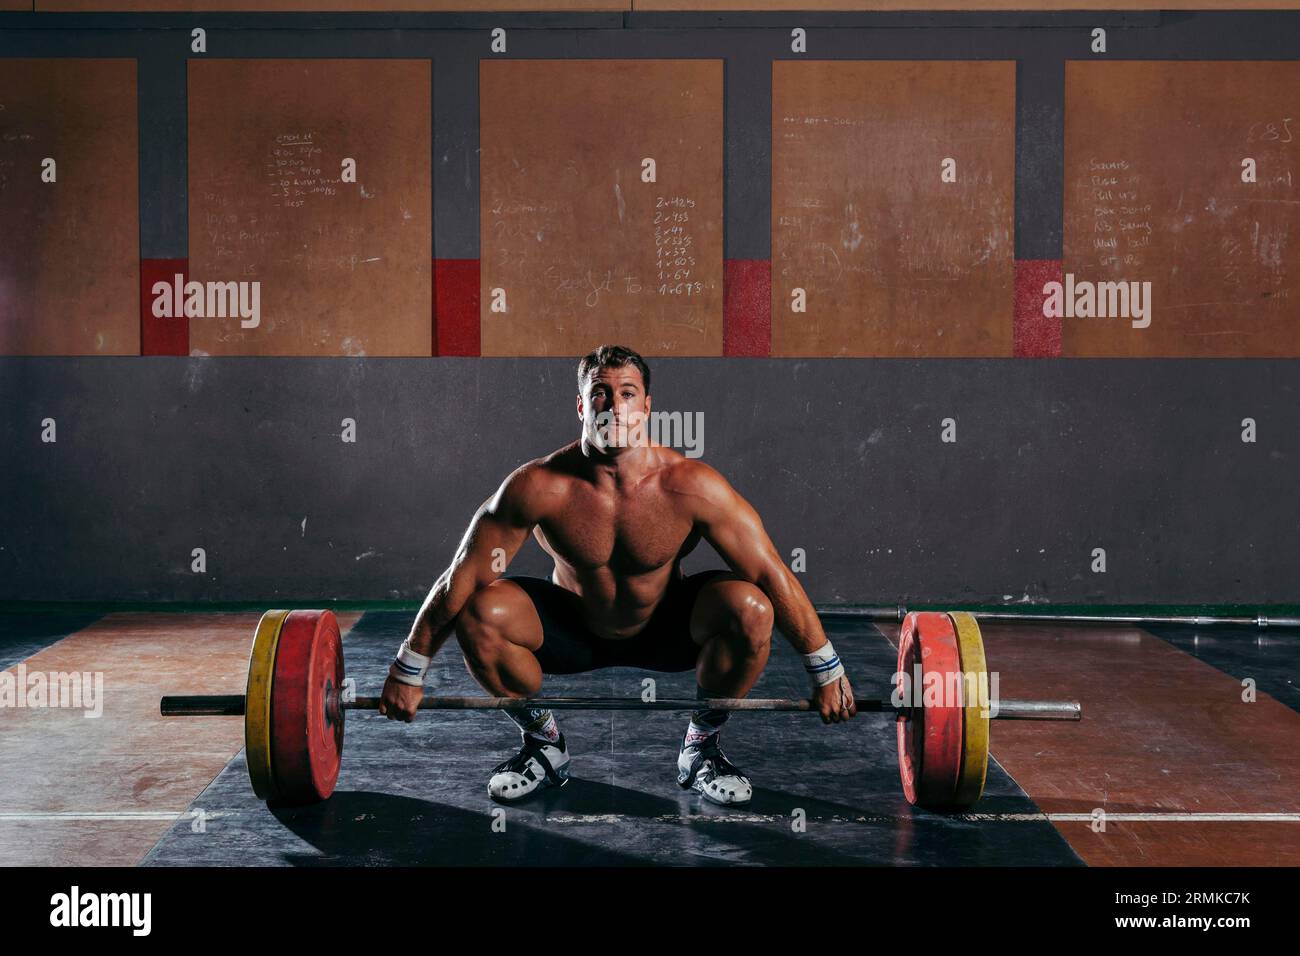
top-left (265, 132), bottom-right (336, 210)
top-left (490, 196), bottom-right (567, 244)
top-left (780, 114), bottom-right (866, 128)
top-left (199, 130), bottom-right (366, 280)
top-left (484, 178), bottom-right (712, 339)
top-left (542, 264), bottom-right (642, 309)
top-left (1245, 118), bottom-right (1294, 144)
top-left (1085, 158), bottom-right (1152, 272)
top-left (655, 195), bottom-right (702, 298)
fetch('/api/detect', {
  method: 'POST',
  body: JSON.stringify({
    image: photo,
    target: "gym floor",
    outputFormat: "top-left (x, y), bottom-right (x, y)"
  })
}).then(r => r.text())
top-left (2, 609), bottom-right (1296, 867)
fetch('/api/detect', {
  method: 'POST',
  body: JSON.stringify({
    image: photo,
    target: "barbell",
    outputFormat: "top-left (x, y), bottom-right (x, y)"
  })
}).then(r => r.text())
top-left (816, 604), bottom-right (1300, 628)
top-left (159, 608), bottom-right (1081, 809)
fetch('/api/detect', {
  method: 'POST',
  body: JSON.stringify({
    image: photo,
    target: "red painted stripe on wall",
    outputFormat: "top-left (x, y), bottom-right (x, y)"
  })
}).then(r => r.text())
top-left (1014, 259), bottom-right (1063, 358)
top-left (723, 259), bottom-right (771, 357)
top-left (138, 257), bottom-right (1055, 360)
top-left (140, 259), bottom-right (189, 356)
top-left (433, 258), bottom-right (480, 357)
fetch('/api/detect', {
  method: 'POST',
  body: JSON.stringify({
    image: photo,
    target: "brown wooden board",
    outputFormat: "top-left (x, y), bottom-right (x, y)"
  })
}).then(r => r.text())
top-left (771, 61), bottom-right (1015, 357)
top-left (187, 60), bottom-right (431, 356)
top-left (479, 59), bottom-right (724, 357)
top-left (0, 59), bottom-right (139, 356)
top-left (1064, 62), bottom-right (1300, 358)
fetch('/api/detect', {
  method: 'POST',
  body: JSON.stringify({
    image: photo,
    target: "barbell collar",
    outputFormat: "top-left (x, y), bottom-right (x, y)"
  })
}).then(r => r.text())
top-left (161, 695), bottom-right (247, 716)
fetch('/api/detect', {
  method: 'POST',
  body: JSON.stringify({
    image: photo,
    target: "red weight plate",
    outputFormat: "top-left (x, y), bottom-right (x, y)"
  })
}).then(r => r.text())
top-left (270, 609), bottom-right (345, 804)
top-left (896, 611), bottom-right (964, 808)
top-left (895, 614), bottom-right (924, 804)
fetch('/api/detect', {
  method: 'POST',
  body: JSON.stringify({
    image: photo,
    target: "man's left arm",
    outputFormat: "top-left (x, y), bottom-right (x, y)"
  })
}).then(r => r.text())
top-left (686, 463), bottom-right (857, 723)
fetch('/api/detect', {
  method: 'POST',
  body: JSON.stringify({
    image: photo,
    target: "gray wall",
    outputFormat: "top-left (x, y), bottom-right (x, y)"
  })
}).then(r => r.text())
top-left (2, 358), bottom-right (1295, 604)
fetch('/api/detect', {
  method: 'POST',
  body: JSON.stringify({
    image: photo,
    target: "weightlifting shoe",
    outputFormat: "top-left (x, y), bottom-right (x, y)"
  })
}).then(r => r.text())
top-left (488, 733), bottom-right (570, 802)
top-left (677, 732), bottom-right (753, 806)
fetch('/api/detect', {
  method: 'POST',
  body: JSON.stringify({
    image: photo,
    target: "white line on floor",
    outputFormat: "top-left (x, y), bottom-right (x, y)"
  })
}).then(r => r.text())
top-left (1, 810), bottom-right (1295, 824)
top-left (0, 811), bottom-right (233, 822)
top-left (543, 811), bottom-right (1300, 825)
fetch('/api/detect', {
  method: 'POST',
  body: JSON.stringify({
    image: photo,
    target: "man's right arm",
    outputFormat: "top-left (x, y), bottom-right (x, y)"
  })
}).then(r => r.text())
top-left (379, 465), bottom-right (539, 719)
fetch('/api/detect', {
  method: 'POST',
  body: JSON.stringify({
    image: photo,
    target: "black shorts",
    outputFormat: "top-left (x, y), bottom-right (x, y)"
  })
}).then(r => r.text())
top-left (503, 570), bottom-right (733, 674)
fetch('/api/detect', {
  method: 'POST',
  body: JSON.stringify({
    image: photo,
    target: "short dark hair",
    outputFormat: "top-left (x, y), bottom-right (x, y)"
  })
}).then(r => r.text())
top-left (577, 344), bottom-right (651, 395)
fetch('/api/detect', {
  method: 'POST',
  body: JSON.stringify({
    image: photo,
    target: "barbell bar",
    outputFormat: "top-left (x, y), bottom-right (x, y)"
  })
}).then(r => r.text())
top-left (160, 694), bottom-right (1081, 719)
top-left (160, 608), bottom-right (1080, 809)
top-left (815, 604), bottom-right (1300, 629)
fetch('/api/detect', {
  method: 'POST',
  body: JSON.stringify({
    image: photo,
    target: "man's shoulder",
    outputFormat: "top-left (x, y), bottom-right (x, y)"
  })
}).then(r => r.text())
top-left (498, 442), bottom-right (580, 499)
top-left (658, 452), bottom-right (731, 501)
top-left (529, 441), bottom-right (585, 481)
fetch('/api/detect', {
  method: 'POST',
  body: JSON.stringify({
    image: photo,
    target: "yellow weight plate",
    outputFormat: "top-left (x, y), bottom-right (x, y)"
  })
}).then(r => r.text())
top-left (245, 609), bottom-right (291, 800)
top-left (949, 612), bottom-right (989, 807)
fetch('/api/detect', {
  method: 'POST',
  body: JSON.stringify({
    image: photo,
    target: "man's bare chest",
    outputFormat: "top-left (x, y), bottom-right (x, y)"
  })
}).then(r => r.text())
top-left (534, 485), bottom-right (695, 574)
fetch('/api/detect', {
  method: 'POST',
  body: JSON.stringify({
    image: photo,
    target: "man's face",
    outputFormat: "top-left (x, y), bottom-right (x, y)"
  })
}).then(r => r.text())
top-left (578, 365), bottom-right (651, 451)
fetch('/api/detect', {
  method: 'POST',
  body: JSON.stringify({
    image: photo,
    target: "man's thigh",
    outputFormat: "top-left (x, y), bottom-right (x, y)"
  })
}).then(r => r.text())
top-left (500, 575), bottom-right (605, 675)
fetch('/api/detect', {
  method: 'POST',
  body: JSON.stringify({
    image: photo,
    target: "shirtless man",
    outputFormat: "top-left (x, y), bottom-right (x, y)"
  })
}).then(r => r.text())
top-left (379, 344), bottom-right (857, 805)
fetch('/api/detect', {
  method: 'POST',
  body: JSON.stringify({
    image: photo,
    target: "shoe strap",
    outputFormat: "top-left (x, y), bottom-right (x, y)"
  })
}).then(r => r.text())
top-left (494, 734), bottom-right (563, 785)
top-left (680, 733), bottom-right (746, 787)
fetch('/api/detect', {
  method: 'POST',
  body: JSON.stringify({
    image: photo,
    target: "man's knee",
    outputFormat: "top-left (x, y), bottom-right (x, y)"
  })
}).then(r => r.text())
top-left (724, 585), bottom-right (774, 655)
top-left (455, 583), bottom-right (516, 664)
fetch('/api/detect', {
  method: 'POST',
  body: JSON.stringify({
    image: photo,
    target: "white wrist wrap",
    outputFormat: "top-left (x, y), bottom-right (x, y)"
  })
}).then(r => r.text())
top-left (802, 640), bottom-right (845, 687)
top-left (389, 638), bottom-right (431, 687)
